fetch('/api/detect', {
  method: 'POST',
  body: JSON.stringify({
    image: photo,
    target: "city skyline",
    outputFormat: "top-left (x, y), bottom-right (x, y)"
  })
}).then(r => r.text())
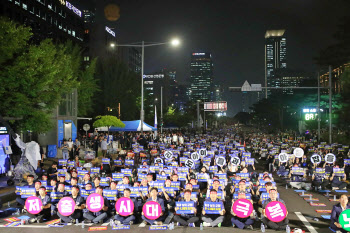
top-left (74, 0), bottom-right (349, 116)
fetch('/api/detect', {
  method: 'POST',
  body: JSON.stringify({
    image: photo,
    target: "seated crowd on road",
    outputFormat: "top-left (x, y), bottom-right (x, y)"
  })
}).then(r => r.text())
top-left (14, 129), bottom-right (350, 231)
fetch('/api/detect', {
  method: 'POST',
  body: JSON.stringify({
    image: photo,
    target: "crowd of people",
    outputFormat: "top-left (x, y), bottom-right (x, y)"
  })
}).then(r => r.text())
top-left (13, 128), bottom-right (350, 232)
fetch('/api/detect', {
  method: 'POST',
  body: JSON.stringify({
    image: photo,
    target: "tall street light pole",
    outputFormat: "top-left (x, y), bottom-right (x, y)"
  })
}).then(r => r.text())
top-left (110, 39), bottom-right (180, 135)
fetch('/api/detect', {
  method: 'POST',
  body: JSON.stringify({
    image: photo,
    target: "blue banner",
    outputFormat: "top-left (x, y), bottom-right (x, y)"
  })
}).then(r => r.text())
top-left (81, 189), bottom-right (95, 198)
top-left (100, 178), bottom-right (110, 186)
top-left (50, 192), bottom-right (65, 201)
top-left (171, 181), bottom-right (180, 190)
top-left (112, 225), bottom-right (130, 230)
top-left (114, 160), bottom-right (122, 165)
top-left (58, 160), bottom-right (68, 166)
top-left (90, 167), bottom-right (100, 174)
top-left (78, 170), bottom-right (88, 178)
top-left (125, 160), bottom-right (134, 166)
top-left (102, 158), bottom-right (110, 164)
top-left (176, 201), bottom-right (195, 214)
top-left (112, 173), bottom-right (123, 181)
top-left (121, 169), bottom-right (132, 176)
top-left (203, 201), bottom-right (223, 214)
top-left (67, 161), bottom-right (75, 168)
top-left (197, 173), bottom-right (208, 182)
top-left (20, 188), bottom-right (36, 198)
top-left (209, 166), bottom-right (218, 173)
top-left (103, 190), bottom-right (118, 200)
top-left (57, 169), bottom-right (67, 177)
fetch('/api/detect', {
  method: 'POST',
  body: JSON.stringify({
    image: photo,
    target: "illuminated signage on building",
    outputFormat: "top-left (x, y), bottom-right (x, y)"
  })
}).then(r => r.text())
top-left (66, 1), bottom-right (81, 17)
top-left (192, 53), bottom-right (205, 56)
top-left (105, 26), bottom-right (116, 37)
top-left (59, 0), bottom-right (65, 5)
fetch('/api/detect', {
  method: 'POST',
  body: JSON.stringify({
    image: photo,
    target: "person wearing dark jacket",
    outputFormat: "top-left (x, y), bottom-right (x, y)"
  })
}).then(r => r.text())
top-left (330, 194), bottom-right (350, 233)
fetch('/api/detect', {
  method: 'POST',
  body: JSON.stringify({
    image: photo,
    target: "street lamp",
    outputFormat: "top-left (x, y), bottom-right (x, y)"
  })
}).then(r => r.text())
top-left (109, 38), bottom-right (181, 134)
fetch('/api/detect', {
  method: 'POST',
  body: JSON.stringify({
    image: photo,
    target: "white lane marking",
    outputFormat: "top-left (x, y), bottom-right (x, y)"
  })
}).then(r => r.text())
top-left (295, 212), bottom-right (318, 233)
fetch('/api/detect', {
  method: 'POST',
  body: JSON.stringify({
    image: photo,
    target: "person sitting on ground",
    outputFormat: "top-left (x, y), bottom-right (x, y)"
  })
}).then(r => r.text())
top-left (201, 189), bottom-right (225, 227)
top-left (27, 186), bottom-right (51, 223)
top-left (330, 194), bottom-right (350, 233)
top-left (114, 188), bottom-right (137, 226)
top-left (330, 166), bottom-right (347, 190)
top-left (262, 189), bottom-right (289, 231)
top-left (174, 189), bottom-right (198, 227)
top-left (58, 185), bottom-right (85, 223)
top-left (231, 192), bottom-right (254, 229)
top-left (83, 186), bottom-right (109, 224)
top-left (140, 187), bottom-right (166, 226)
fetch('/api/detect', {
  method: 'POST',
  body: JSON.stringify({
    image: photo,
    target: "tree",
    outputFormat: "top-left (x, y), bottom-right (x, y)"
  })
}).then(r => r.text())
top-left (0, 18), bottom-right (99, 133)
top-left (77, 58), bottom-right (100, 116)
top-left (233, 112), bottom-right (252, 125)
top-left (93, 115), bottom-right (125, 136)
top-left (93, 57), bottom-right (140, 120)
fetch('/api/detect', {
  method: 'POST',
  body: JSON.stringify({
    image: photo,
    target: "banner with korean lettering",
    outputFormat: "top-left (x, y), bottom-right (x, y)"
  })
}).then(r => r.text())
top-left (58, 169), bottom-right (67, 177)
top-left (333, 168), bottom-right (345, 176)
top-left (100, 178), bottom-right (110, 186)
top-left (265, 201), bottom-right (287, 222)
top-left (67, 161), bottom-right (75, 168)
top-left (175, 201), bottom-right (195, 214)
top-left (292, 167), bottom-right (304, 175)
top-left (90, 167), bottom-right (100, 175)
top-left (203, 201), bottom-right (224, 214)
top-left (149, 181), bottom-right (164, 192)
top-left (20, 188), bottom-right (36, 198)
top-left (197, 173), bottom-right (208, 182)
top-left (102, 158), bottom-right (110, 164)
top-left (171, 181), bottom-right (180, 190)
top-left (103, 190), bottom-right (118, 200)
top-left (121, 169), bottom-right (132, 176)
top-left (112, 173), bottom-right (123, 181)
top-left (125, 160), bottom-right (134, 166)
top-left (58, 160), bottom-right (67, 166)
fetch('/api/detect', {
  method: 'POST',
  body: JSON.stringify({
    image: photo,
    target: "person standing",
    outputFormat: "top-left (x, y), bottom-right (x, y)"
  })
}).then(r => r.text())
top-left (61, 140), bottom-right (69, 160)
top-left (101, 138), bottom-right (108, 158)
top-left (67, 138), bottom-right (74, 160)
top-left (74, 138), bottom-right (81, 157)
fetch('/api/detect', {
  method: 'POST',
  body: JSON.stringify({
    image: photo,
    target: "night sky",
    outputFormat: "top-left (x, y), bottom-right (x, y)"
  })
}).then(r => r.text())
top-left (76, 0), bottom-right (349, 116)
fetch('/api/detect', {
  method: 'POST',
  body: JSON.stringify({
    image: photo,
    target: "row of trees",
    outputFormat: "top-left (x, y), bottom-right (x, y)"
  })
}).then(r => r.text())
top-left (0, 18), bottom-right (98, 133)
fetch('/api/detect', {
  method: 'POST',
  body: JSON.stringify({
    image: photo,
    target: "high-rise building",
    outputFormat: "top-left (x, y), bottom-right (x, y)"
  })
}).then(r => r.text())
top-left (0, 0), bottom-right (85, 45)
top-left (272, 69), bottom-right (314, 95)
top-left (265, 30), bottom-right (287, 97)
top-left (213, 84), bottom-right (224, 102)
top-left (190, 52), bottom-right (214, 102)
top-left (117, 47), bottom-right (142, 74)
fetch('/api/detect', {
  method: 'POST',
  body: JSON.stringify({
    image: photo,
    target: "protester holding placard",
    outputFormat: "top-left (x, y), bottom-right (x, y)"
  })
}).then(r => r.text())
top-left (16, 175), bottom-right (35, 206)
top-left (140, 187), bottom-right (166, 226)
top-left (230, 192), bottom-right (254, 229)
top-left (58, 185), bottom-right (85, 223)
top-left (330, 165), bottom-right (347, 190)
top-left (202, 189), bottom-right (225, 227)
top-left (288, 164), bottom-right (310, 190)
top-left (330, 194), bottom-right (350, 233)
top-left (27, 186), bottom-right (51, 223)
top-left (262, 189), bottom-right (288, 230)
top-left (83, 186), bottom-right (109, 224)
top-left (174, 189), bottom-right (198, 227)
top-left (312, 167), bottom-right (329, 190)
top-left (114, 188), bottom-right (137, 225)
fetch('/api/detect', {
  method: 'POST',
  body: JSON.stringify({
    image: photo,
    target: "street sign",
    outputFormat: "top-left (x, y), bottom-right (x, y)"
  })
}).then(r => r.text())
top-left (83, 124), bottom-right (90, 131)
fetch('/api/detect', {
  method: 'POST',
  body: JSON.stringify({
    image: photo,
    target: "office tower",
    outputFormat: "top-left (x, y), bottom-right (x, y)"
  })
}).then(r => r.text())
top-left (190, 52), bottom-right (214, 102)
top-left (265, 30), bottom-right (287, 97)
top-left (0, 0), bottom-right (85, 45)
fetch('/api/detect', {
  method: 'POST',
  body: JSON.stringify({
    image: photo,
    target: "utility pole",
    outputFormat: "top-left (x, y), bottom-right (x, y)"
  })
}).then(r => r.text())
top-left (317, 72), bottom-right (320, 142)
top-left (197, 101), bottom-right (200, 130)
top-left (329, 66), bottom-right (332, 144)
top-left (161, 86), bottom-right (163, 134)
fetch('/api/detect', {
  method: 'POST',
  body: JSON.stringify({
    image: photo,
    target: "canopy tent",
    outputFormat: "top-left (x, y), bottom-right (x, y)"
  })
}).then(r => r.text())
top-left (96, 120), bottom-right (157, 132)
